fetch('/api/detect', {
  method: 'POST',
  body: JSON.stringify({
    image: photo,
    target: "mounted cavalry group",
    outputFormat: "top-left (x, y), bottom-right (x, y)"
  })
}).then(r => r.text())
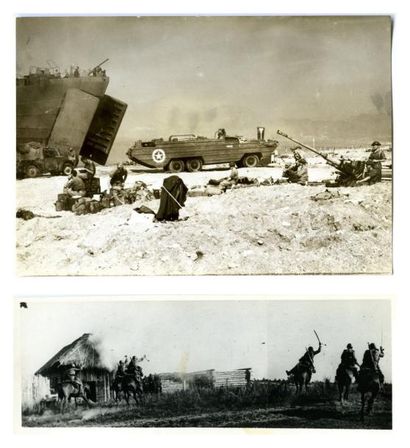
top-left (57, 340), bottom-right (385, 421)
top-left (285, 338), bottom-right (385, 420)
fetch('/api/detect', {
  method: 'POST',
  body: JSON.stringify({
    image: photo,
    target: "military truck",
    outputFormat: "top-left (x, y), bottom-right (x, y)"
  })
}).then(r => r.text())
top-left (127, 127), bottom-right (279, 172)
top-left (16, 143), bottom-right (78, 178)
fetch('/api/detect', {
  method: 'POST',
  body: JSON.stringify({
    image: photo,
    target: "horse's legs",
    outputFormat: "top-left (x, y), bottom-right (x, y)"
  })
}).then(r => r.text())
top-left (344, 383), bottom-right (350, 401)
top-left (360, 393), bottom-right (365, 422)
top-left (338, 384), bottom-right (344, 404)
top-left (367, 394), bottom-right (374, 415)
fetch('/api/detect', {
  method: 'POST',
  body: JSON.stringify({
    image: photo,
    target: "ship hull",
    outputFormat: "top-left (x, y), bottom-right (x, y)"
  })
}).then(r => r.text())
top-left (16, 76), bottom-right (109, 147)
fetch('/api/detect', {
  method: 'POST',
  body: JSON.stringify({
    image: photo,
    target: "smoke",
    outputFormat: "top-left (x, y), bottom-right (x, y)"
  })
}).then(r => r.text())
top-left (88, 333), bottom-right (149, 373)
top-left (89, 334), bottom-right (120, 372)
top-left (371, 93), bottom-right (384, 113)
top-left (371, 91), bottom-right (392, 115)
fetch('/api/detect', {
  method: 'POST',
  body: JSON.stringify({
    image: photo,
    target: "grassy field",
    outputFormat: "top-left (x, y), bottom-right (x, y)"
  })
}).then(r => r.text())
top-left (22, 381), bottom-right (392, 429)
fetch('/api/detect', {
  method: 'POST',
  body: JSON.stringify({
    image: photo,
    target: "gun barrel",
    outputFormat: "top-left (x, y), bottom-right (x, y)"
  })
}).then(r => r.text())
top-left (89, 58), bottom-right (110, 74)
top-left (276, 130), bottom-right (345, 173)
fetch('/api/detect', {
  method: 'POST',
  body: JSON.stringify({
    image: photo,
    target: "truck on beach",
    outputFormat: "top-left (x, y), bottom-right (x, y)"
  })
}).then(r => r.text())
top-left (126, 127), bottom-right (279, 172)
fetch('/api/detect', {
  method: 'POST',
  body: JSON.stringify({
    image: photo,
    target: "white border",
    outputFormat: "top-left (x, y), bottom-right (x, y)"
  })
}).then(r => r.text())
top-left (2, 0), bottom-right (410, 447)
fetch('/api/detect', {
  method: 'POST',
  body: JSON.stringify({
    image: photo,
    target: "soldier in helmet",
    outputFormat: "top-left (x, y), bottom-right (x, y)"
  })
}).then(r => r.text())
top-left (64, 363), bottom-right (83, 392)
top-left (110, 163), bottom-right (128, 188)
top-left (336, 343), bottom-right (360, 380)
top-left (283, 146), bottom-right (308, 185)
top-left (115, 360), bottom-right (125, 379)
top-left (126, 355), bottom-right (143, 380)
top-left (367, 141), bottom-right (385, 183)
top-left (361, 342), bottom-right (385, 383)
top-left (286, 343), bottom-right (322, 377)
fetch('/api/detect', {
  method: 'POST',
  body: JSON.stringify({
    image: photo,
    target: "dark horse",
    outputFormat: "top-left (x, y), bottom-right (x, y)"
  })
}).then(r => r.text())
top-left (357, 368), bottom-right (381, 421)
top-left (111, 374), bottom-right (143, 405)
top-left (288, 365), bottom-right (312, 394)
top-left (56, 381), bottom-right (90, 414)
top-left (335, 366), bottom-right (356, 404)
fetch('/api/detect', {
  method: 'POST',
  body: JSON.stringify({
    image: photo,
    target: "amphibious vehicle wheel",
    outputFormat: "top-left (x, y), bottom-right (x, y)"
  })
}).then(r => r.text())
top-left (168, 159), bottom-right (185, 173)
top-left (186, 158), bottom-right (203, 172)
top-left (62, 163), bottom-right (74, 176)
top-left (25, 165), bottom-right (40, 178)
top-left (242, 154), bottom-right (260, 168)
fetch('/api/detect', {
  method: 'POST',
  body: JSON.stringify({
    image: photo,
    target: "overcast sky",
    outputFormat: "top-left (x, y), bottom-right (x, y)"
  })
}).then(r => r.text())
top-left (16, 16), bottom-right (392, 161)
top-left (18, 299), bottom-right (391, 382)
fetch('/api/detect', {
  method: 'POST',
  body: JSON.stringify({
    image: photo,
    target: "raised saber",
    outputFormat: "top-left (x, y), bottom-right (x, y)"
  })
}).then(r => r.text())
top-left (313, 329), bottom-right (326, 347)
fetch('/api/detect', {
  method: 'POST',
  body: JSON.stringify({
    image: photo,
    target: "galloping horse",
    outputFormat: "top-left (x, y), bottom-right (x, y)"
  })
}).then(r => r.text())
top-left (357, 369), bottom-right (381, 421)
top-left (288, 365), bottom-right (312, 394)
top-left (112, 374), bottom-right (143, 405)
top-left (335, 366), bottom-right (356, 404)
top-left (56, 381), bottom-right (90, 414)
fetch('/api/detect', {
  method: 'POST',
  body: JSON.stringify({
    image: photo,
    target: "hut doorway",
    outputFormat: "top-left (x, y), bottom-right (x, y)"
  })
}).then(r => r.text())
top-left (85, 381), bottom-right (97, 402)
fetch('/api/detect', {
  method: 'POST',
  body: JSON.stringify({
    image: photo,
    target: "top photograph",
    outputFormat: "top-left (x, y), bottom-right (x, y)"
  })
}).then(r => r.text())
top-left (15, 16), bottom-right (392, 276)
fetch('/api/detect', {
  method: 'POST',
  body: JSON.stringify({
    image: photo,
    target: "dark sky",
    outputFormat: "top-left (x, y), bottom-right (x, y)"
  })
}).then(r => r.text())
top-left (16, 16), bottom-right (392, 160)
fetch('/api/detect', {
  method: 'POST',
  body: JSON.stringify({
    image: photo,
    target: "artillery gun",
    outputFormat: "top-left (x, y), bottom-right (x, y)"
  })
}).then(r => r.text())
top-left (277, 130), bottom-right (367, 187)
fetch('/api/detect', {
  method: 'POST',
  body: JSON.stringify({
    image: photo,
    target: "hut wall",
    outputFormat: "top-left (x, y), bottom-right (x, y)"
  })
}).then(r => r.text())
top-left (160, 379), bottom-right (184, 394)
top-left (81, 369), bottom-right (112, 402)
top-left (213, 369), bottom-right (251, 388)
top-left (21, 374), bottom-right (50, 410)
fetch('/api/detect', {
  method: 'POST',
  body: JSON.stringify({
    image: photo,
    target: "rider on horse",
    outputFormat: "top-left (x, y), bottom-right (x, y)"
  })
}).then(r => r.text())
top-left (126, 356), bottom-right (143, 380)
top-left (286, 343), bottom-right (322, 377)
top-left (360, 342), bottom-right (385, 383)
top-left (336, 343), bottom-right (360, 380)
top-left (63, 363), bottom-right (84, 393)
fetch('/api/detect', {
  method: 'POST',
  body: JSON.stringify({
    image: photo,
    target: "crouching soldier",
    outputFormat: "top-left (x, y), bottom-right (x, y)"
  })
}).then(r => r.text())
top-left (360, 342), bottom-right (385, 384)
top-left (286, 343), bottom-right (322, 377)
top-left (110, 163), bottom-right (128, 188)
top-left (63, 170), bottom-right (86, 197)
top-left (283, 147), bottom-right (308, 185)
top-left (336, 343), bottom-right (360, 381)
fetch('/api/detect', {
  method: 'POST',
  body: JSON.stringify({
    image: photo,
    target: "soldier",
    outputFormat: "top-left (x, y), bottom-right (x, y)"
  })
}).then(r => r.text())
top-left (337, 343), bottom-right (360, 380)
top-left (286, 343), bottom-right (322, 376)
top-left (366, 141), bottom-right (385, 183)
top-left (283, 147), bottom-right (308, 185)
top-left (110, 163), bottom-right (128, 188)
top-left (79, 156), bottom-right (96, 192)
top-left (63, 170), bottom-right (86, 197)
top-left (115, 360), bottom-right (125, 379)
top-left (361, 342), bottom-right (385, 383)
top-left (126, 356), bottom-right (143, 380)
top-left (64, 363), bottom-right (83, 391)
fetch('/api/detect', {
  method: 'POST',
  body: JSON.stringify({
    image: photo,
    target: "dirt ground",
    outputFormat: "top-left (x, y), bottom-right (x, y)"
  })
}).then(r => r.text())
top-left (16, 164), bottom-right (392, 275)
top-left (22, 391), bottom-right (392, 429)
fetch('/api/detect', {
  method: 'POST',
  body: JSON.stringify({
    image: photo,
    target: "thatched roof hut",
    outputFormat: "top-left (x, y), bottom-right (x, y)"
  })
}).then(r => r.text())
top-left (36, 333), bottom-right (113, 402)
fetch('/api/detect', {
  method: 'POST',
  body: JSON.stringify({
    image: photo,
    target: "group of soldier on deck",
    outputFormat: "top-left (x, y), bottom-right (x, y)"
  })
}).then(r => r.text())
top-left (283, 140), bottom-right (387, 185)
top-left (286, 341), bottom-right (385, 385)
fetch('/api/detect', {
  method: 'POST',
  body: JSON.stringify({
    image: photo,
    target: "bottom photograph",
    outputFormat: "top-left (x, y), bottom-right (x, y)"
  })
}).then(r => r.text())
top-left (16, 298), bottom-right (392, 429)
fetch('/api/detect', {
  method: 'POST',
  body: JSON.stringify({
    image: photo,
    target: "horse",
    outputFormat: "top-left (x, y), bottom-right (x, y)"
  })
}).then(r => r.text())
top-left (56, 381), bottom-right (90, 414)
top-left (112, 374), bottom-right (143, 405)
top-left (335, 365), bottom-right (356, 404)
top-left (288, 365), bottom-right (312, 394)
top-left (357, 368), bottom-right (381, 421)
top-left (143, 374), bottom-right (162, 397)
top-left (111, 377), bottom-right (125, 403)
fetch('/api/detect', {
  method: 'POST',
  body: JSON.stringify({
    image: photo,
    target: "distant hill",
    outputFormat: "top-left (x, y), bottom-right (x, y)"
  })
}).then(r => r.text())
top-left (278, 113), bottom-right (392, 148)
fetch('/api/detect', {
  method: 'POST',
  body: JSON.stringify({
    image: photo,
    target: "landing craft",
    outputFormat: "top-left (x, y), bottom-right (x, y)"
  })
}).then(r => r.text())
top-left (127, 127), bottom-right (279, 172)
top-left (16, 59), bottom-right (127, 178)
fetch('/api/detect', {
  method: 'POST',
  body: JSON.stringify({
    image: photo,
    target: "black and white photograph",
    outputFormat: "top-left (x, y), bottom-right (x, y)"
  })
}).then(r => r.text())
top-left (16, 15), bottom-right (393, 276)
top-left (17, 298), bottom-right (391, 429)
